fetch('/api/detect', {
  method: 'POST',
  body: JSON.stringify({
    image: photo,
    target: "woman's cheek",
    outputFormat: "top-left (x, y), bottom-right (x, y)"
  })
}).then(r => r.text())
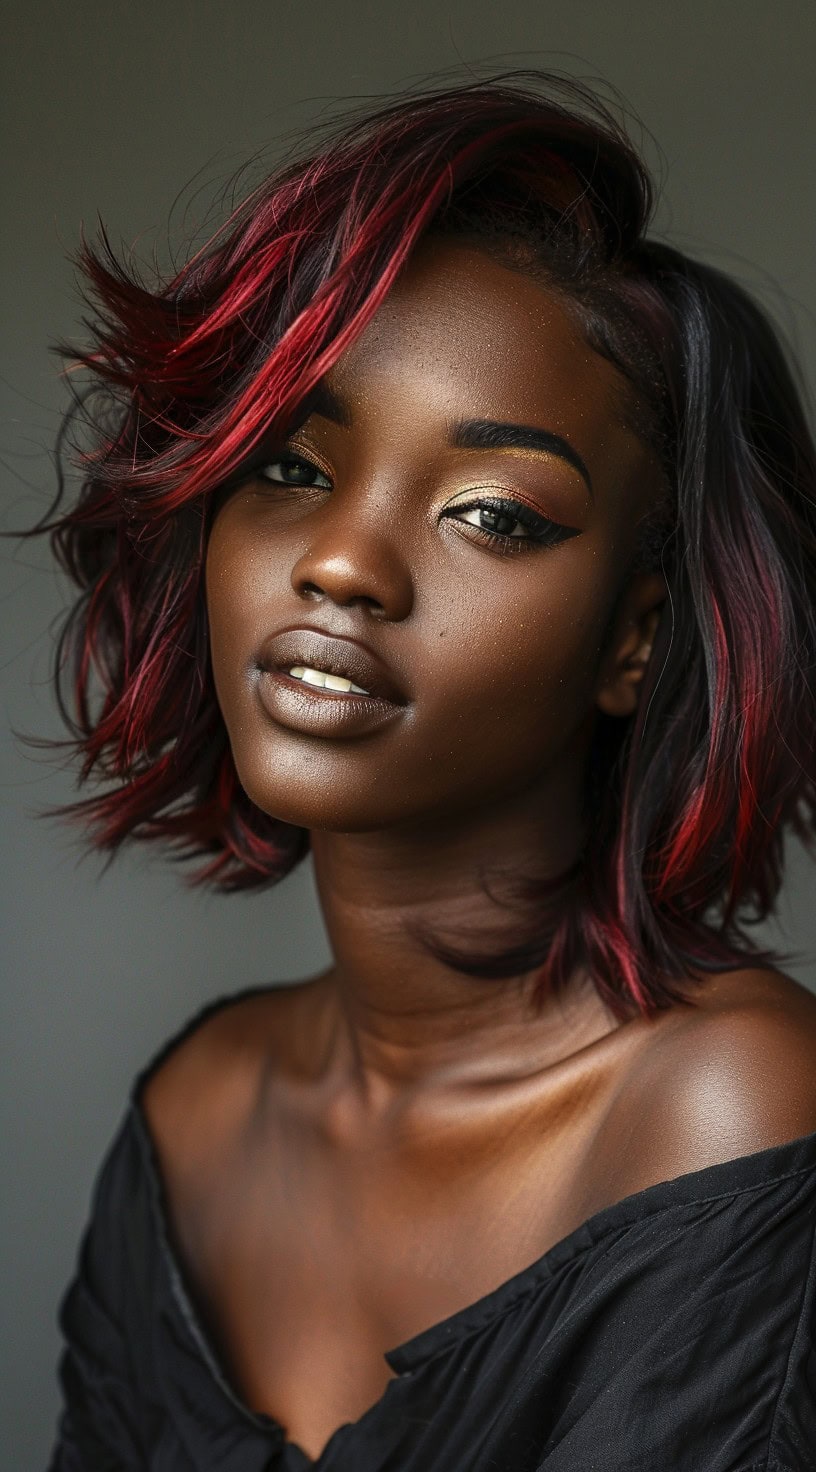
top-left (445, 577), bottom-right (608, 730)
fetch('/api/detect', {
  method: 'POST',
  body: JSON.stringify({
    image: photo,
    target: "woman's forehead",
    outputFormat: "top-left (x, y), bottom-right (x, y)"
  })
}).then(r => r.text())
top-left (308, 237), bottom-right (653, 508)
top-left (338, 240), bottom-right (590, 366)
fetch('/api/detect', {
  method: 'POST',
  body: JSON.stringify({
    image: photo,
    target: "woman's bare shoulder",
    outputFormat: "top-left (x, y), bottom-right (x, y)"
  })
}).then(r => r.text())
top-left (609, 967), bottom-right (816, 1192)
top-left (138, 975), bottom-right (329, 1175)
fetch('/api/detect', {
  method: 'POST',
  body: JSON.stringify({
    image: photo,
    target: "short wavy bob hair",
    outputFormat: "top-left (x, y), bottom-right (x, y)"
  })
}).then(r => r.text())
top-left (26, 69), bottom-right (816, 1021)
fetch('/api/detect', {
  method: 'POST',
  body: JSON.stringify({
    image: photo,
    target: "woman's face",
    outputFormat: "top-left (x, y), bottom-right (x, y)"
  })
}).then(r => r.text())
top-left (205, 236), bottom-right (664, 839)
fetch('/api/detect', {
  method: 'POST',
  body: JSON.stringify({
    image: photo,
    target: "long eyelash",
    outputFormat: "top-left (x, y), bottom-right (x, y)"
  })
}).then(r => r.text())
top-left (466, 526), bottom-right (535, 556)
top-left (447, 494), bottom-right (575, 552)
top-left (284, 444), bottom-right (332, 477)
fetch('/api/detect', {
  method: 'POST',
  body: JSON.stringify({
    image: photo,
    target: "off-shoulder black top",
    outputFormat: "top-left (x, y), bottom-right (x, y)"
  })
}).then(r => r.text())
top-left (47, 987), bottom-right (816, 1471)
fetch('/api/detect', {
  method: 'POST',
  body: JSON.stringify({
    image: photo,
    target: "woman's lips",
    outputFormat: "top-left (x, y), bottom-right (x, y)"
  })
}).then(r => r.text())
top-left (256, 627), bottom-right (408, 705)
top-left (254, 626), bottom-right (408, 739)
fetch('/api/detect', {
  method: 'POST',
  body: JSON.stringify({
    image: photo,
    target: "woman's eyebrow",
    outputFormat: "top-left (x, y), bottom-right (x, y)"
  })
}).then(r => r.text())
top-left (448, 418), bottom-right (593, 496)
top-left (302, 381), bottom-right (593, 496)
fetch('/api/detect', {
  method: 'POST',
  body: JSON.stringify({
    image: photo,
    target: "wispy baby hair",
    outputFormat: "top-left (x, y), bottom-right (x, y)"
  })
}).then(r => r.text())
top-left (26, 68), bottom-right (816, 1020)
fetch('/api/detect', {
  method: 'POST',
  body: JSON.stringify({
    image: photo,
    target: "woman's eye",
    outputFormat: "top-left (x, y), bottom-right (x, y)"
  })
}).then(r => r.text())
top-left (457, 505), bottom-right (531, 539)
top-left (444, 496), bottom-right (578, 551)
top-left (258, 453), bottom-right (332, 489)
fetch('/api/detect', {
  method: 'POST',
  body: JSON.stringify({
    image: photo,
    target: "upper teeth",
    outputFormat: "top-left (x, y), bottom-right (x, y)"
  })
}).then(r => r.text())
top-left (288, 665), bottom-right (369, 695)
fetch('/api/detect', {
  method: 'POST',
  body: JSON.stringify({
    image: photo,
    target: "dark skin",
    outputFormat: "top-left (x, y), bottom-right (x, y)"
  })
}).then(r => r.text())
top-left (142, 238), bottom-right (816, 1463)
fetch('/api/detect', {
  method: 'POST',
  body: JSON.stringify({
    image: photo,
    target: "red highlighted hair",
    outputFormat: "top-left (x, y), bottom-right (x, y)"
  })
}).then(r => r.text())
top-left (25, 71), bottom-right (816, 1018)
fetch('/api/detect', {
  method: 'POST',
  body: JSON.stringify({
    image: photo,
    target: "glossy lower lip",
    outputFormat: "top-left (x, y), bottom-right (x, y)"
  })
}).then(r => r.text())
top-left (256, 669), bottom-right (405, 739)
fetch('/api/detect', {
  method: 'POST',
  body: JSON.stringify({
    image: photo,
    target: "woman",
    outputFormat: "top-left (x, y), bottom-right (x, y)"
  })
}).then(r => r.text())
top-left (37, 71), bottom-right (816, 1469)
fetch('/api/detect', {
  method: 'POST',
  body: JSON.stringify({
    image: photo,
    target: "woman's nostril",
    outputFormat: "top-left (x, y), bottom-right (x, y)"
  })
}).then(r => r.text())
top-left (298, 584), bottom-right (385, 613)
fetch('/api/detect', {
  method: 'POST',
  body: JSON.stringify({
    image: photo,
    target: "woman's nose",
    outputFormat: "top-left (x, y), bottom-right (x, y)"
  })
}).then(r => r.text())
top-left (289, 506), bottom-right (414, 621)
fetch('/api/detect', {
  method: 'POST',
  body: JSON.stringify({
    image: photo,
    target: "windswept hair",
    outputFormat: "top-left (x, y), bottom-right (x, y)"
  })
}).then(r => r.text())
top-left (24, 69), bottom-right (816, 1020)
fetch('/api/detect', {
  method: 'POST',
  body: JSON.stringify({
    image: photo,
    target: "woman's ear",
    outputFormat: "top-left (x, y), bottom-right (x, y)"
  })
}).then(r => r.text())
top-left (594, 571), bottom-right (668, 719)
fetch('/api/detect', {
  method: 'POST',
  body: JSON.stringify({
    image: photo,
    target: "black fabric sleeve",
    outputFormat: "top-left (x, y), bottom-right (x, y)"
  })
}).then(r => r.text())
top-left (462, 1160), bottom-right (816, 1472)
top-left (45, 1111), bottom-right (163, 1471)
top-left (766, 1191), bottom-right (816, 1472)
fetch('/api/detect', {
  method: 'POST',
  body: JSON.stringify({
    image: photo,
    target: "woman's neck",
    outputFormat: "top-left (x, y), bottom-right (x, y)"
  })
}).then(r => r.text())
top-left (307, 788), bottom-right (616, 1111)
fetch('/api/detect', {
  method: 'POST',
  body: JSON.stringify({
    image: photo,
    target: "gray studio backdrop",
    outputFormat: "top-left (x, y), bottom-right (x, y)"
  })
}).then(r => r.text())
top-left (2, 2), bottom-right (815, 1465)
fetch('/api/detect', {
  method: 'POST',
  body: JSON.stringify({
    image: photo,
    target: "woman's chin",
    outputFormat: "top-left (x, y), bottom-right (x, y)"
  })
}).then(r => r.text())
top-left (236, 778), bottom-right (409, 835)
